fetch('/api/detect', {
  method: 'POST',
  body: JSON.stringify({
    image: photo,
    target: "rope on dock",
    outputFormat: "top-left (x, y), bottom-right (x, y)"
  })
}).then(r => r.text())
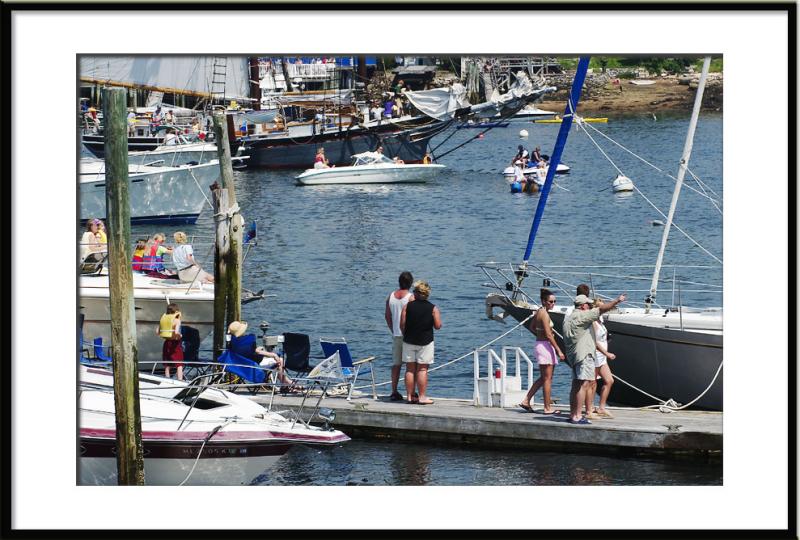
top-left (353, 313), bottom-right (535, 390)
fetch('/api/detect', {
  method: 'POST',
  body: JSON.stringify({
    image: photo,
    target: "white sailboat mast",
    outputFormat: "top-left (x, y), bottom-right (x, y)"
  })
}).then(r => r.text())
top-left (647, 56), bottom-right (712, 312)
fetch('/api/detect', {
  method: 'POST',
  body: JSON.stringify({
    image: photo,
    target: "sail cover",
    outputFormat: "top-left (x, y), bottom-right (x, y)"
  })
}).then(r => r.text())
top-left (404, 83), bottom-right (471, 121)
top-left (79, 56), bottom-right (251, 100)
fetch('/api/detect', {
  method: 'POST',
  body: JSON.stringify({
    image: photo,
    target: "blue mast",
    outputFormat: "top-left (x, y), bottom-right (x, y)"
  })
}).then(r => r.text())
top-left (521, 56), bottom-right (591, 264)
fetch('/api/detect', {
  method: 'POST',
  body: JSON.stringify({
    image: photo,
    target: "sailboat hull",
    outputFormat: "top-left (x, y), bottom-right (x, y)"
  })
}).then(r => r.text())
top-left (486, 295), bottom-right (723, 411)
top-left (238, 119), bottom-right (449, 168)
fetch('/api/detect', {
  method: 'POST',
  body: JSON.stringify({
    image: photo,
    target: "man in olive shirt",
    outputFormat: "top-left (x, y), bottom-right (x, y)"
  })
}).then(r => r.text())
top-left (563, 293), bottom-right (626, 424)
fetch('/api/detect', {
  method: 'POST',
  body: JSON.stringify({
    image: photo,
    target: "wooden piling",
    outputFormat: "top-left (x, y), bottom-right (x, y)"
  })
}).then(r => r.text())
top-left (211, 112), bottom-right (243, 359)
top-left (102, 87), bottom-right (145, 485)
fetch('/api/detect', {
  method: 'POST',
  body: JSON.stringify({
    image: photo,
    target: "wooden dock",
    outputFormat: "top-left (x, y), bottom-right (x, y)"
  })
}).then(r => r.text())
top-left (249, 392), bottom-right (722, 461)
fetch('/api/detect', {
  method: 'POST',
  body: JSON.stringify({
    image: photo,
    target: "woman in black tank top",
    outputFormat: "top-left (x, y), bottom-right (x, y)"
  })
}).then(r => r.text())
top-left (400, 281), bottom-right (442, 405)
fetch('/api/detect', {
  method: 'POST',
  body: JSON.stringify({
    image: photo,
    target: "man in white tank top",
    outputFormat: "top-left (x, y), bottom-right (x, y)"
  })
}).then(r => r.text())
top-left (385, 271), bottom-right (414, 401)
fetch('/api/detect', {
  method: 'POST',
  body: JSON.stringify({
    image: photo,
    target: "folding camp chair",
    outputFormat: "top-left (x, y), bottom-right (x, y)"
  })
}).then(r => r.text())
top-left (282, 332), bottom-right (311, 378)
top-left (92, 337), bottom-right (113, 363)
top-left (319, 337), bottom-right (377, 401)
top-left (216, 349), bottom-right (275, 395)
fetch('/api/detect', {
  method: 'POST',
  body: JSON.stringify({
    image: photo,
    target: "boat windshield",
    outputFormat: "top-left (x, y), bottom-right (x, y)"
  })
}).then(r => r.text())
top-left (350, 151), bottom-right (395, 166)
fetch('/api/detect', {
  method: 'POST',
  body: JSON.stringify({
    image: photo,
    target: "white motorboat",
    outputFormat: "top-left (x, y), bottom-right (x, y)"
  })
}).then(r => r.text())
top-left (630, 79), bottom-right (656, 86)
top-left (79, 365), bottom-right (350, 486)
top-left (80, 269), bottom-right (214, 365)
top-left (80, 158), bottom-right (218, 225)
top-left (295, 151), bottom-right (446, 186)
top-left (502, 162), bottom-right (570, 181)
top-left (612, 174), bottom-right (634, 192)
top-left (128, 140), bottom-right (219, 168)
top-left (506, 105), bottom-right (558, 120)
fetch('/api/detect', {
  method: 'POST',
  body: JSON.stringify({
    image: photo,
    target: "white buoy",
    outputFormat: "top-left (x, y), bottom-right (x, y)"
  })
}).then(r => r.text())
top-left (612, 174), bottom-right (634, 193)
top-left (519, 129), bottom-right (529, 138)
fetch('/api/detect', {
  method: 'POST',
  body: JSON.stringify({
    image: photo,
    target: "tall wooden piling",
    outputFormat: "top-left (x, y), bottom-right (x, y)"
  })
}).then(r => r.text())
top-left (211, 112), bottom-right (243, 359)
top-left (102, 87), bottom-right (145, 485)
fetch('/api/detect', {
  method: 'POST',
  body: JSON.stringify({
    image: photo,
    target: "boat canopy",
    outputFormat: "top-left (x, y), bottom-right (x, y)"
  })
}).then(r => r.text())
top-left (404, 83), bottom-right (471, 121)
top-left (351, 151), bottom-right (395, 166)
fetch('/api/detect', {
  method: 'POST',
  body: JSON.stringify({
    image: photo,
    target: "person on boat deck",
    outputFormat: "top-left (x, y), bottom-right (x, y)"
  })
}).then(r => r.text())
top-left (143, 233), bottom-right (174, 275)
top-left (518, 288), bottom-right (565, 415)
top-left (531, 146), bottom-right (543, 165)
top-left (563, 292), bottom-right (626, 425)
top-left (127, 109), bottom-right (136, 136)
top-left (422, 152), bottom-right (433, 165)
top-left (172, 231), bottom-right (214, 285)
top-left (512, 145), bottom-right (525, 166)
top-left (385, 271), bottom-right (415, 402)
top-left (393, 156), bottom-right (405, 164)
top-left (80, 218), bottom-right (107, 263)
top-left (164, 110), bottom-right (175, 125)
top-left (383, 98), bottom-right (394, 120)
top-left (585, 297), bottom-right (616, 419)
top-left (400, 281), bottom-right (442, 405)
top-left (391, 99), bottom-right (401, 119)
top-left (158, 303), bottom-right (184, 381)
top-left (95, 219), bottom-right (108, 244)
top-left (576, 283), bottom-right (591, 297)
top-left (393, 79), bottom-right (405, 95)
top-left (131, 238), bottom-right (147, 272)
top-left (512, 160), bottom-right (526, 184)
top-left (227, 321), bottom-right (294, 389)
top-left (314, 147), bottom-right (331, 169)
top-left (375, 145), bottom-right (384, 155)
top-left (191, 118), bottom-right (201, 135)
top-left (164, 129), bottom-right (178, 146)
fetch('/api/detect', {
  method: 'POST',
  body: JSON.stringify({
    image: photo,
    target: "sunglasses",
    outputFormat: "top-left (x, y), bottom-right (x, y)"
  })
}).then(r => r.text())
top-left (545, 299), bottom-right (556, 304)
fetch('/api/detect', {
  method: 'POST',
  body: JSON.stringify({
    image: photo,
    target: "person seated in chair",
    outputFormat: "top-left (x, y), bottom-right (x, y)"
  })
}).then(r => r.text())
top-left (227, 321), bottom-right (295, 390)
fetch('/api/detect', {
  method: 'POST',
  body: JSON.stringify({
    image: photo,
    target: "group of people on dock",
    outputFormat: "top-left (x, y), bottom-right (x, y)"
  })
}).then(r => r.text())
top-left (519, 284), bottom-right (625, 425)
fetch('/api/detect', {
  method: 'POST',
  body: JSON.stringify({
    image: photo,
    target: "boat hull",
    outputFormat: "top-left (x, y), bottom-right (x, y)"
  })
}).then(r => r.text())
top-left (83, 134), bottom-right (164, 157)
top-left (238, 119), bottom-right (449, 169)
top-left (296, 164), bottom-right (445, 185)
top-left (80, 162), bottom-right (217, 224)
top-left (79, 438), bottom-right (287, 486)
top-left (486, 295), bottom-right (723, 410)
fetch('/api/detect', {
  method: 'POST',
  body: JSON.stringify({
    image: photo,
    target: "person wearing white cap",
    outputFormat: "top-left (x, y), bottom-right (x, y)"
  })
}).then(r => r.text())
top-left (228, 321), bottom-right (295, 390)
top-left (562, 292), bottom-right (626, 424)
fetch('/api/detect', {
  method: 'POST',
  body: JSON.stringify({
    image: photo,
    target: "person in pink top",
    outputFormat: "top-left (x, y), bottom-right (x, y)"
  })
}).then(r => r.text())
top-left (384, 271), bottom-right (414, 401)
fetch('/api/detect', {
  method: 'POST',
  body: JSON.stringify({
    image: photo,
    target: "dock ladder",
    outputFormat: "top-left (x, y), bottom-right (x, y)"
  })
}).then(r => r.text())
top-left (473, 347), bottom-right (534, 408)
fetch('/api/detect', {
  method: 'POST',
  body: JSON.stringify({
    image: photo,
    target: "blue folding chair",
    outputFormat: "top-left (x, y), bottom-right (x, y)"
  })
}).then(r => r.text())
top-left (93, 337), bottom-right (113, 363)
top-left (216, 349), bottom-right (272, 394)
top-left (319, 337), bottom-right (377, 401)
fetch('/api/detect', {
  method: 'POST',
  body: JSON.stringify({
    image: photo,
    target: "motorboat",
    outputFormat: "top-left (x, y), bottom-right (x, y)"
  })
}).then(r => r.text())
top-left (80, 268), bottom-right (214, 366)
top-left (79, 364), bottom-right (350, 486)
top-left (612, 174), bottom-right (634, 192)
top-left (630, 79), bottom-right (656, 86)
top-left (507, 105), bottom-right (558, 120)
top-left (502, 162), bottom-right (570, 180)
top-left (80, 158), bottom-right (218, 225)
top-left (127, 133), bottom-right (220, 168)
top-left (295, 151), bottom-right (446, 186)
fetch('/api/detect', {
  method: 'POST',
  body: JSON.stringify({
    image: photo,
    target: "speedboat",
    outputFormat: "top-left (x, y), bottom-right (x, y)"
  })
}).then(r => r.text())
top-left (80, 158), bottom-right (218, 225)
top-left (456, 120), bottom-right (510, 129)
top-left (612, 174), bottom-right (634, 192)
top-left (295, 151), bottom-right (446, 186)
top-left (80, 268), bottom-right (214, 366)
top-left (79, 364), bottom-right (350, 485)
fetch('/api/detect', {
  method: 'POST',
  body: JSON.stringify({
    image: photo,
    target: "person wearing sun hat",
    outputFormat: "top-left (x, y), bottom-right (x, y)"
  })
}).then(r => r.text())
top-left (562, 292), bottom-right (626, 425)
top-left (227, 321), bottom-right (294, 389)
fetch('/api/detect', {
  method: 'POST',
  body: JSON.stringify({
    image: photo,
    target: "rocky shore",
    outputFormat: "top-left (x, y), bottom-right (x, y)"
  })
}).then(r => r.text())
top-left (540, 73), bottom-right (723, 115)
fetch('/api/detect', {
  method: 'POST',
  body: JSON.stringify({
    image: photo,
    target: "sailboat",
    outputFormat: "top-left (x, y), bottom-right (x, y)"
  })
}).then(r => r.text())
top-left (480, 57), bottom-right (723, 411)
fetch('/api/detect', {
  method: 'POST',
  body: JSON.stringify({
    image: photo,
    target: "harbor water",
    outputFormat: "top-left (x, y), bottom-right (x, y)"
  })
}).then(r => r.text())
top-left (129, 113), bottom-right (723, 485)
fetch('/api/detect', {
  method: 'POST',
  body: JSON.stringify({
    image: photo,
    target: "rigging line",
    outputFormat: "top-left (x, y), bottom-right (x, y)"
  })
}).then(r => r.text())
top-left (188, 167), bottom-right (214, 210)
top-left (353, 313), bottom-right (535, 390)
top-left (178, 418), bottom-right (235, 486)
top-left (580, 121), bottom-right (723, 210)
top-left (686, 167), bottom-right (721, 199)
top-left (579, 126), bottom-right (722, 265)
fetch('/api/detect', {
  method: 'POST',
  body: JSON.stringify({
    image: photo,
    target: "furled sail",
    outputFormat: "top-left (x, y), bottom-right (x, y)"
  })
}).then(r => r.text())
top-left (470, 71), bottom-right (556, 119)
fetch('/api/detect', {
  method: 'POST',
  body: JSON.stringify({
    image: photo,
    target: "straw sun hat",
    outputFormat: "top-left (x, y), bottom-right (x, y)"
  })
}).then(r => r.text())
top-left (228, 321), bottom-right (248, 337)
